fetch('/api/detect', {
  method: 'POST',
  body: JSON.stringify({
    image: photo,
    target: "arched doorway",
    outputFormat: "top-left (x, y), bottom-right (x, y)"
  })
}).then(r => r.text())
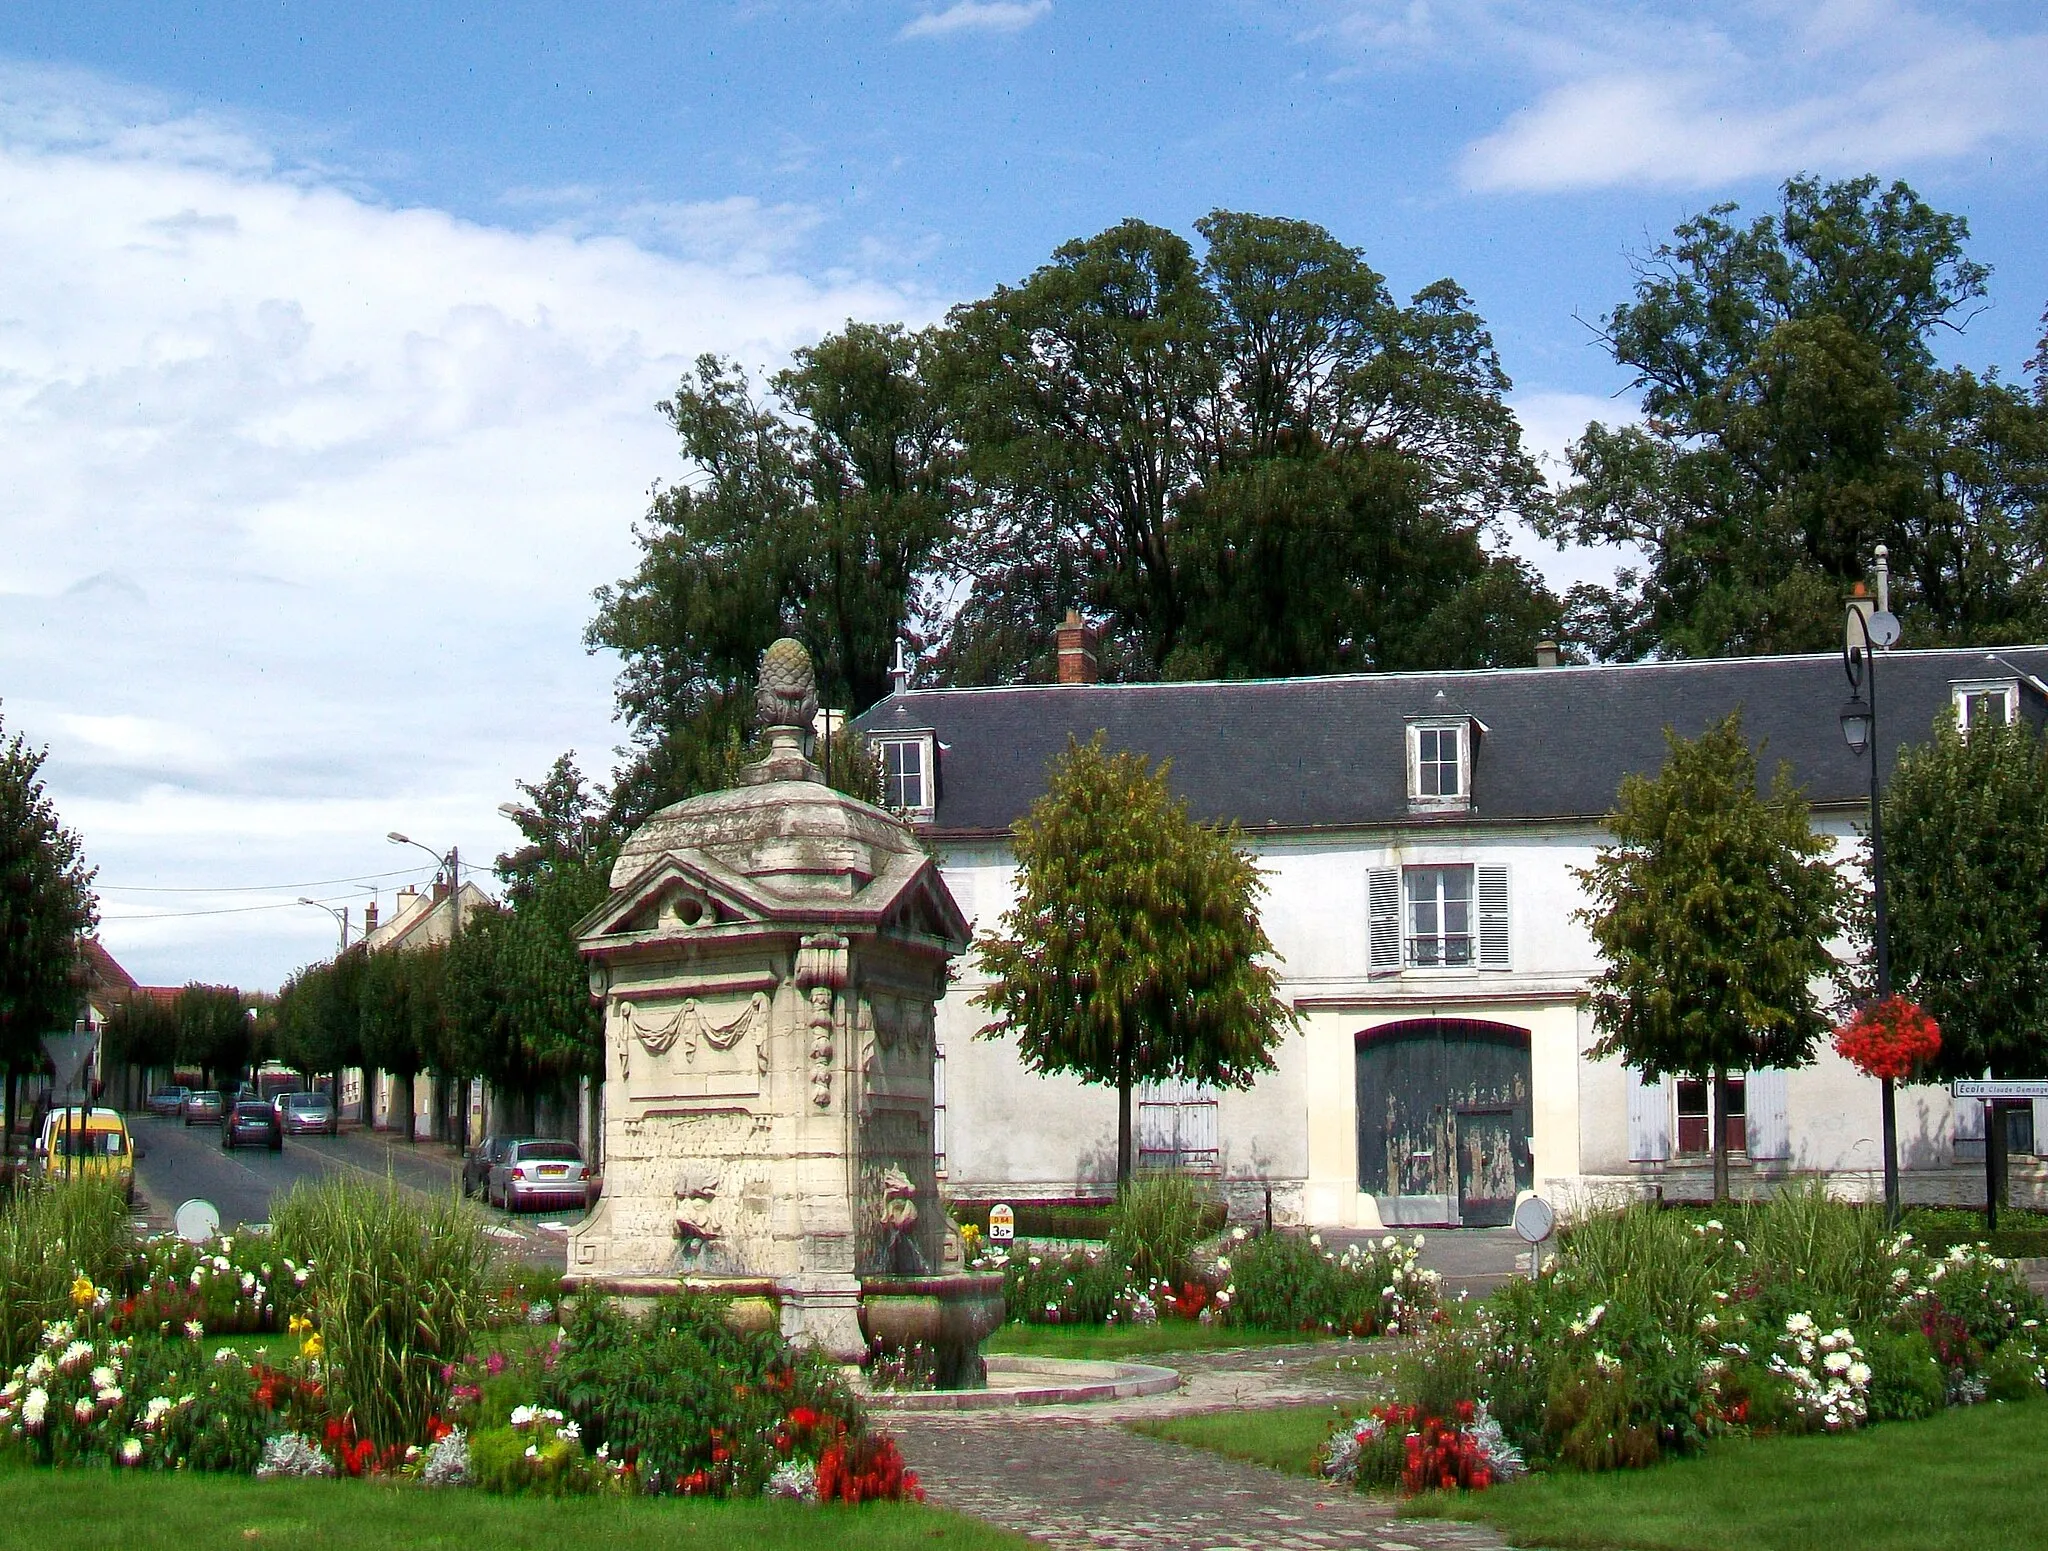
top-left (1355, 1018), bottom-right (1532, 1227)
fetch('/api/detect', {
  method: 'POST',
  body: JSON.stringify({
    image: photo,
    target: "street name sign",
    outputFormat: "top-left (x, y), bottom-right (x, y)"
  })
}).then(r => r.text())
top-left (1951, 1080), bottom-right (2048, 1101)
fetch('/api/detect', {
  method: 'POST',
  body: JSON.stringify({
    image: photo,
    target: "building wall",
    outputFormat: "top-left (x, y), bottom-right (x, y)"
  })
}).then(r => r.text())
top-left (927, 805), bottom-right (2048, 1223)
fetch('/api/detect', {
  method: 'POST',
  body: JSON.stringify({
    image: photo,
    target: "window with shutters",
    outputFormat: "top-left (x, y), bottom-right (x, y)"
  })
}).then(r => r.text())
top-left (1136, 1079), bottom-right (1220, 1172)
top-left (1368, 864), bottom-right (1510, 970)
top-left (1676, 1077), bottom-right (1745, 1155)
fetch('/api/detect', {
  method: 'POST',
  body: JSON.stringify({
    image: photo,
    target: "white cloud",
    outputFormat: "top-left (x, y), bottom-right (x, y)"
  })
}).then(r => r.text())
top-left (1310, 1), bottom-right (2048, 192)
top-left (1502, 388), bottom-right (1643, 592)
top-left (899, 1), bottom-right (1051, 41)
top-left (0, 63), bottom-right (923, 990)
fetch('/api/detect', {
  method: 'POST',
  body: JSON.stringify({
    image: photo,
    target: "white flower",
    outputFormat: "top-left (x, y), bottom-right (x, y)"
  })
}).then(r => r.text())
top-left (1380, 1235), bottom-right (1397, 1251)
top-left (73, 1396), bottom-right (95, 1422)
top-left (90, 1366), bottom-right (116, 1391)
top-left (1309, 1232), bottom-right (1322, 1247)
top-left (558, 1421), bottom-right (580, 1443)
top-left (183, 1321), bottom-right (204, 1341)
top-left (22, 1389), bottom-right (47, 1429)
top-left (1847, 1362), bottom-right (1872, 1386)
top-left (523, 1444), bottom-right (539, 1459)
top-left (143, 1397), bottom-right (173, 1429)
top-left (58, 1341), bottom-right (93, 1373)
top-left (1230, 1226), bottom-right (1247, 1242)
top-left (1587, 1303), bottom-right (1606, 1328)
top-left (25, 1356), bottom-right (52, 1384)
top-left (119, 1438), bottom-right (142, 1465)
top-left (509, 1404), bottom-right (537, 1429)
top-left (1824, 1352), bottom-right (1852, 1375)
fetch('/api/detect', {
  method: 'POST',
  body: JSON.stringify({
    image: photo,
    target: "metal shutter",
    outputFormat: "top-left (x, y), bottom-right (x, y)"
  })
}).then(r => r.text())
top-left (1745, 1067), bottom-right (1790, 1159)
top-left (1368, 868), bottom-right (1401, 969)
top-left (2036, 1099), bottom-right (2048, 1158)
top-left (1626, 1067), bottom-right (1671, 1162)
top-left (1476, 865), bottom-right (1510, 969)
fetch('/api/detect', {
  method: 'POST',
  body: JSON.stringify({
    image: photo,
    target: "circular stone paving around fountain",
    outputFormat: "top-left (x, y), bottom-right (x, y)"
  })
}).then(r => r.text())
top-left (864, 1355), bottom-right (1181, 1411)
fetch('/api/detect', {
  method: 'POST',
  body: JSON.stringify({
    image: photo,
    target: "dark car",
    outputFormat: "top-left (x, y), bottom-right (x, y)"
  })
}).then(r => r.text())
top-left (488, 1139), bottom-right (595, 1212)
top-left (279, 1092), bottom-right (337, 1136)
top-left (144, 1085), bottom-right (190, 1117)
top-left (462, 1134), bottom-right (527, 1199)
top-left (221, 1100), bottom-right (282, 1151)
top-left (181, 1090), bottom-right (224, 1126)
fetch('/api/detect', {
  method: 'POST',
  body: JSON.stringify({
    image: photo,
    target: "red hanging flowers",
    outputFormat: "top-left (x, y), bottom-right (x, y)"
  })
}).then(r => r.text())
top-left (1833, 995), bottom-right (1941, 1080)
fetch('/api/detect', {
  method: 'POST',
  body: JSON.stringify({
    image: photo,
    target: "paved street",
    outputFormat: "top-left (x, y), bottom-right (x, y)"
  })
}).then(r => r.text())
top-left (126, 1112), bottom-right (571, 1266)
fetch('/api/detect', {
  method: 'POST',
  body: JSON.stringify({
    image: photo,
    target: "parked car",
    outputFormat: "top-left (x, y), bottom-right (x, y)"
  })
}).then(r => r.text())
top-left (279, 1091), bottom-right (338, 1136)
top-left (35, 1108), bottom-right (136, 1203)
top-left (488, 1139), bottom-right (596, 1212)
top-left (144, 1085), bottom-right (190, 1117)
top-left (221, 1100), bottom-right (282, 1152)
top-left (181, 1090), bottom-right (225, 1126)
top-left (462, 1134), bottom-right (527, 1199)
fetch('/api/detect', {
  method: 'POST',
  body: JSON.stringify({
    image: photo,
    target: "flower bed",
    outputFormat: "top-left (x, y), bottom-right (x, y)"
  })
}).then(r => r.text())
top-left (1334, 1188), bottom-right (2048, 1498)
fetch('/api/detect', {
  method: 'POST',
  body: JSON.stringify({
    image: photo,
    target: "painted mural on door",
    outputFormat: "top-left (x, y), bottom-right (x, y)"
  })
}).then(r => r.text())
top-left (1355, 1019), bottom-right (1532, 1226)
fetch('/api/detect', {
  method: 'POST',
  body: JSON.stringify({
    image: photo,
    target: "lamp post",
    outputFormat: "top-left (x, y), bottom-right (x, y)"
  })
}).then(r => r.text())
top-left (296, 897), bottom-right (350, 956)
top-left (388, 831), bottom-right (460, 1146)
top-left (1840, 547), bottom-right (1903, 1223)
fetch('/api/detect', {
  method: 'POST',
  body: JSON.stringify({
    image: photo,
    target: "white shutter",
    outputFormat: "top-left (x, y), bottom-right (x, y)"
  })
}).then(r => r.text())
top-left (1745, 1068), bottom-right (1790, 1160)
top-left (1626, 1067), bottom-right (1671, 1162)
top-left (1476, 865), bottom-right (1510, 969)
top-left (932, 1042), bottom-right (947, 1174)
top-left (1954, 1096), bottom-right (1985, 1143)
top-left (1368, 868), bottom-right (1401, 969)
top-left (1137, 1082), bottom-right (1177, 1156)
top-left (2034, 1099), bottom-right (2048, 1158)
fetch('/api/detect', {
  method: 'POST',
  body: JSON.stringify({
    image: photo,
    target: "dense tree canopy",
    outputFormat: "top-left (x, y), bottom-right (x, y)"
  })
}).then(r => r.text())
top-left (1576, 713), bottom-right (1850, 1201)
top-left (941, 212), bottom-right (1556, 681)
top-left (1882, 710), bottom-right (2048, 1082)
top-left (1549, 175), bottom-right (2048, 659)
top-left (0, 707), bottom-right (96, 1079)
top-left (973, 736), bottom-right (1294, 1186)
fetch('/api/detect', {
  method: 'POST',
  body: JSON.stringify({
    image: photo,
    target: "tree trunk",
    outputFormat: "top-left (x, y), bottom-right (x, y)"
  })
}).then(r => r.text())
top-left (3, 1069), bottom-right (15, 1181)
top-left (402, 1073), bottom-right (417, 1142)
top-left (1711, 1065), bottom-right (1730, 1205)
top-left (1116, 1039), bottom-right (1134, 1190)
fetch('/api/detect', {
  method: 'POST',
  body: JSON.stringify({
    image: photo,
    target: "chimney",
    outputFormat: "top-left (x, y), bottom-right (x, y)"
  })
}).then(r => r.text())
top-left (362, 899), bottom-right (379, 937)
top-left (1055, 610), bottom-right (1099, 685)
top-left (1535, 639), bottom-right (1559, 668)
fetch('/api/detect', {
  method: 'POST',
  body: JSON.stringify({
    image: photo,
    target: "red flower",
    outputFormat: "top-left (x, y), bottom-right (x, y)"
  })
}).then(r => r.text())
top-left (1834, 996), bottom-right (1941, 1081)
top-left (787, 1406), bottom-right (821, 1432)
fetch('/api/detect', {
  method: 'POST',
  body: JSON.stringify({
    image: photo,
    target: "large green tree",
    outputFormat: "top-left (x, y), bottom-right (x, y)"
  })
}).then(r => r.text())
top-left (589, 323), bottom-right (959, 827)
top-left (972, 736), bottom-right (1295, 1186)
top-left (174, 983), bottom-right (252, 1088)
top-left (0, 706), bottom-right (96, 1132)
top-left (939, 211), bottom-right (1556, 682)
top-left (1883, 710), bottom-right (2048, 1083)
top-left (1550, 175), bottom-right (2048, 659)
top-left (1576, 712), bottom-right (1850, 1201)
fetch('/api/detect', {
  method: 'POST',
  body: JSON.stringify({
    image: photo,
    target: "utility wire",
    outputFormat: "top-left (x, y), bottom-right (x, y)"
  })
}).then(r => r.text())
top-left (98, 878), bottom-right (444, 924)
top-left (96, 864), bottom-right (433, 895)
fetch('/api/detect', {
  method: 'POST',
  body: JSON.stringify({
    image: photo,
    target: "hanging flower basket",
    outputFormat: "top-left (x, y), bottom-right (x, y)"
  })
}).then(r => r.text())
top-left (1833, 995), bottom-right (1941, 1080)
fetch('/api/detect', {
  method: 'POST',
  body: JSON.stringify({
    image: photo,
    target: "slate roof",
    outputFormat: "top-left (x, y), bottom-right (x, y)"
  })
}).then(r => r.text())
top-left (854, 646), bottom-right (2048, 837)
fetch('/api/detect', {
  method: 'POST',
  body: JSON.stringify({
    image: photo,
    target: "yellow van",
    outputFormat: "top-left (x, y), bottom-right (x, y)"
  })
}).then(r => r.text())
top-left (36, 1108), bottom-right (136, 1204)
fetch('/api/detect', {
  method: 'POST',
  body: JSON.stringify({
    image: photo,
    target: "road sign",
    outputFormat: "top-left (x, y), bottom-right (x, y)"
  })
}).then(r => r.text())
top-left (173, 1199), bottom-right (221, 1244)
top-left (1512, 1193), bottom-right (1555, 1245)
top-left (1952, 1079), bottom-right (2048, 1101)
top-left (987, 1203), bottom-right (1015, 1244)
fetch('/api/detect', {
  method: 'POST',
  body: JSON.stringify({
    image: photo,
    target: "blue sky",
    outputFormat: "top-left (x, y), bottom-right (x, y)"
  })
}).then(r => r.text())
top-left (2, 1), bottom-right (2045, 989)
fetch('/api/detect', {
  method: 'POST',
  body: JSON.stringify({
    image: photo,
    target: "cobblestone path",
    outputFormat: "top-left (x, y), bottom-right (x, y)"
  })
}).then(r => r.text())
top-left (890, 1345), bottom-right (1511, 1551)
top-left (893, 1415), bottom-right (1506, 1551)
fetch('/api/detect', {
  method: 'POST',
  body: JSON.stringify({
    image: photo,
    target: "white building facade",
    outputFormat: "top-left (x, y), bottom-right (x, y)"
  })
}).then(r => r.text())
top-left (858, 645), bottom-right (2048, 1227)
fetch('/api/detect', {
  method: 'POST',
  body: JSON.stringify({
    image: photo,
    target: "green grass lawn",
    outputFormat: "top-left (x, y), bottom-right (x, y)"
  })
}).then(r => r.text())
top-left (1411, 1400), bottom-right (2048, 1551)
top-left (1128, 1401), bottom-right (1349, 1476)
top-left (982, 1321), bottom-right (1333, 1361)
top-left (1133, 1391), bottom-right (2048, 1551)
top-left (0, 1466), bottom-right (1030, 1551)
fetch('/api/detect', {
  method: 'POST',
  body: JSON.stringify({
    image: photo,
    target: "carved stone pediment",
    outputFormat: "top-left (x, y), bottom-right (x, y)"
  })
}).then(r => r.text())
top-left (578, 853), bottom-right (774, 941)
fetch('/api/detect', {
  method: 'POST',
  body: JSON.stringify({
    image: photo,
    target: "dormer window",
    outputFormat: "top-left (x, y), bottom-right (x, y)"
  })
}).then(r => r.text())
top-left (1954, 680), bottom-right (2017, 733)
top-left (1406, 719), bottom-right (1470, 810)
top-left (874, 733), bottom-right (936, 819)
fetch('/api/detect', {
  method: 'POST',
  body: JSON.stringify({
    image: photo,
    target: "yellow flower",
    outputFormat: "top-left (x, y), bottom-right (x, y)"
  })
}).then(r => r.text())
top-left (69, 1276), bottom-right (97, 1309)
top-left (287, 1315), bottom-right (311, 1338)
top-left (300, 1332), bottom-right (323, 1361)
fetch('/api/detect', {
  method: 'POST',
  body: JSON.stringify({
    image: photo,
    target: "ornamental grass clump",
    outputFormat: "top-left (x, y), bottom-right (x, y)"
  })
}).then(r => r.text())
top-left (0, 1177), bottom-right (132, 1371)
top-left (1108, 1171), bottom-right (1214, 1285)
top-left (270, 1176), bottom-right (488, 1451)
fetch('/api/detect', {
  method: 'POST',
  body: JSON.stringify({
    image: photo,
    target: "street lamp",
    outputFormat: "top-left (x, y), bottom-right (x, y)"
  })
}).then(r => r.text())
top-left (387, 831), bottom-right (459, 928)
top-left (296, 897), bottom-right (350, 955)
top-left (1841, 545), bottom-right (1903, 1223)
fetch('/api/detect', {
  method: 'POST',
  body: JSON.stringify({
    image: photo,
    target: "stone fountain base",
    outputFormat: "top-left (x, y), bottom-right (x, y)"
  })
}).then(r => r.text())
top-left (562, 1269), bottom-right (1006, 1387)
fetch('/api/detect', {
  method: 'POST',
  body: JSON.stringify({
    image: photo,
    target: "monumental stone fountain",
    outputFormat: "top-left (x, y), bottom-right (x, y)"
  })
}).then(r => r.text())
top-left (565, 639), bottom-right (1002, 1381)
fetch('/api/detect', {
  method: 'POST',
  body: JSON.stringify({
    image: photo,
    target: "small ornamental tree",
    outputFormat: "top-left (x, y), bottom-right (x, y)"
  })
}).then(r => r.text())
top-left (1576, 712), bottom-right (1850, 1202)
top-left (973, 735), bottom-right (1295, 1186)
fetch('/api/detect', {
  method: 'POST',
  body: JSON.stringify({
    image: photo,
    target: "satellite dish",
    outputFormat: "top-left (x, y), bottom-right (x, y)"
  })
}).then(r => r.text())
top-left (1867, 610), bottom-right (1902, 648)
top-left (1512, 1192), bottom-right (1555, 1245)
top-left (174, 1199), bottom-right (221, 1244)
